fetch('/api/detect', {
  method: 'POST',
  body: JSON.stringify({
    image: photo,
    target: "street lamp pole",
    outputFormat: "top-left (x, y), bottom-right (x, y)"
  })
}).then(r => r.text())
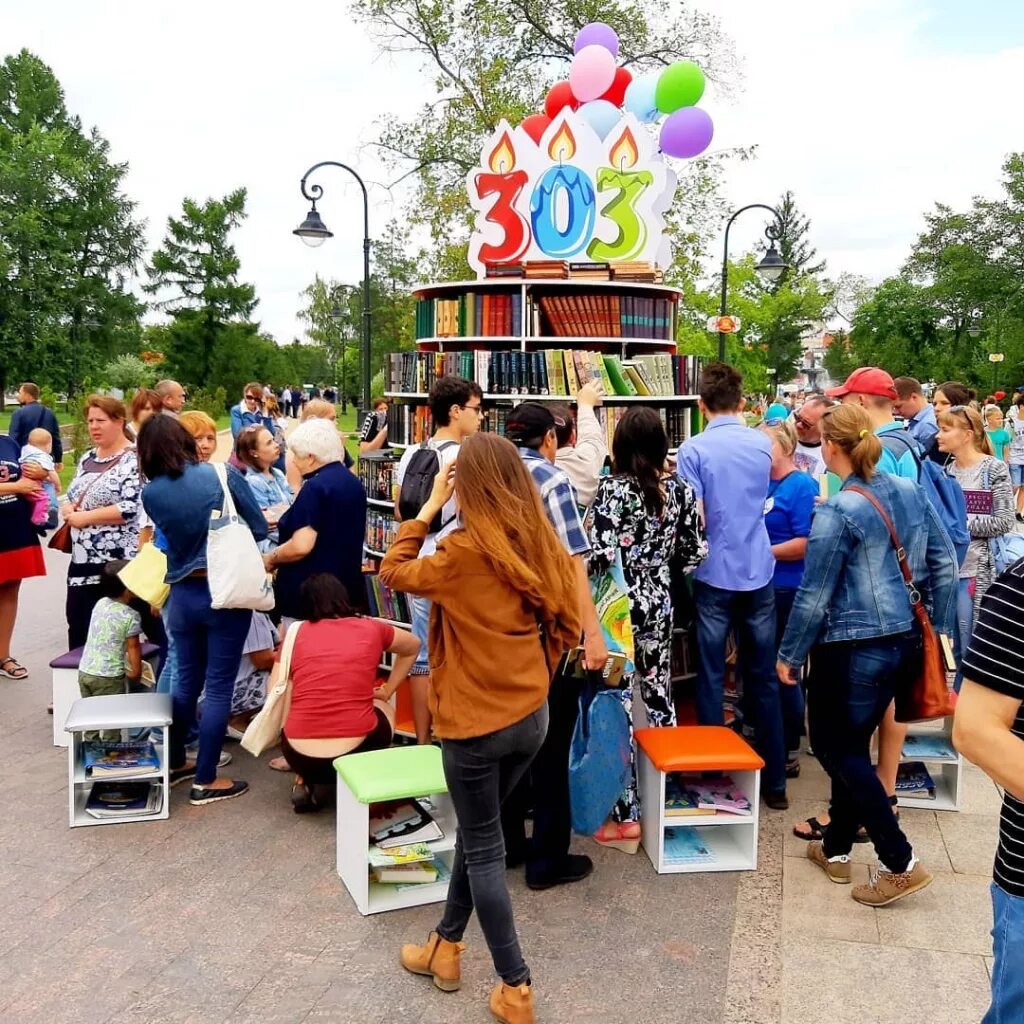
top-left (718, 204), bottom-right (787, 363)
top-left (293, 161), bottom-right (372, 415)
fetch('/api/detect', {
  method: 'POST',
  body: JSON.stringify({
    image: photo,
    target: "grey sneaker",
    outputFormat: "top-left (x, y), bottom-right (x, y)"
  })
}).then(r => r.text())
top-left (807, 841), bottom-right (852, 884)
top-left (852, 861), bottom-right (933, 907)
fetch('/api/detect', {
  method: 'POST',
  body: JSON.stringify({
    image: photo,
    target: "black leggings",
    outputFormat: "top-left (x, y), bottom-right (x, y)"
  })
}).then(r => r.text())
top-left (281, 708), bottom-right (393, 785)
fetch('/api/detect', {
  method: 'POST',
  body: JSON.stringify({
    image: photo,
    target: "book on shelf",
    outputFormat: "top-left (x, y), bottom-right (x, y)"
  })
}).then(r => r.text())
top-left (902, 733), bottom-right (957, 762)
top-left (529, 292), bottom-right (675, 340)
top-left (610, 260), bottom-right (662, 283)
top-left (364, 573), bottom-right (411, 624)
top-left (365, 510), bottom-right (399, 554)
top-left (523, 259), bottom-right (568, 279)
top-left (371, 859), bottom-right (441, 885)
top-left (85, 780), bottom-right (162, 818)
top-left (357, 458), bottom-right (396, 503)
top-left (664, 775), bottom-right (703, 817)
top-left (569, 261), bottom-right (611, 280)
top-left (673, 774), bottom-right (752, 816)
top-left (895, 761), bottom-right (936, 798)
top-left (414, 292), bottom-right (520, 340)
top-left (384, 404), bottom-right (433, 446)
top-left (83, 740), bottom-right (160, 779)
top-left (663, 826), bottom-right (716, 865)
top-left (367, 841), bottom-right (436, 868)
top-left (369, 799), bottom-right (444, 848)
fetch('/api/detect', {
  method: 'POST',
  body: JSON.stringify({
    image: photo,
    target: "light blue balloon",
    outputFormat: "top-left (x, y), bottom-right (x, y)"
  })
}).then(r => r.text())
top-left (623, 74), bottom-right (660, 123)
top-left (577, 99), bottom-right (622, 140)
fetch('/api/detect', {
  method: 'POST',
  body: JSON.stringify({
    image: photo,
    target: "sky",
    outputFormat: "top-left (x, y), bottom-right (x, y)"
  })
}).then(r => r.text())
top-left (4, 0), bottom-right (1024, 346)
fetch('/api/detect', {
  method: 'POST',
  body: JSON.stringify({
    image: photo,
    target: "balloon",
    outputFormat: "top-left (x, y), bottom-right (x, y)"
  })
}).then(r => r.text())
top-left (544, 81), bottom-right (578, 119)
top-left (577, 100), bottom-right (621, 140)
top-left (521, 113), bottom-right (551, 145)
top-left (623, 73), bottom-right (659, 122)
top-left (659, 107), bottom-right (714, 159)
top-left (570, 45), bottom-right (616, 103)
top-left (600, 66), bottom-right (633, 108)
top-left (996, 390), bottom-right (1007, 400)
top-left (574, 21), bottom-right (619, 57)
top-left (655, 60), bottom-right (706, 114)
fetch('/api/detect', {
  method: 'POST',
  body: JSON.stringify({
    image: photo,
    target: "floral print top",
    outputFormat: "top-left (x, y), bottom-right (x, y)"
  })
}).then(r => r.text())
top-left (66, 447), bottom-right (142, 587)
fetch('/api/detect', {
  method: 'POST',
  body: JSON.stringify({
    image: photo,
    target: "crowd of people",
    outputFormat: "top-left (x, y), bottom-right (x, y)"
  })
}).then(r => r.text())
top-left (1, 362), bottom-right (1023, 1024)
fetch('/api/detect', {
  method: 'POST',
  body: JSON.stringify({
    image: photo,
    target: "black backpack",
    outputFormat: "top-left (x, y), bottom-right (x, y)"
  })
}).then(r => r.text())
top-left (398, 440), bottom-right (457, 533)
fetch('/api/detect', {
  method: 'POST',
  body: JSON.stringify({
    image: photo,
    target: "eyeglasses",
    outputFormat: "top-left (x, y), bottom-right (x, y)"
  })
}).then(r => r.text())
top-left (462, 404), bottom-right (484, 416)
top-left (245, 394), bottom-right (260, 403)
top-left (793, 413), bottom-right (814, 429)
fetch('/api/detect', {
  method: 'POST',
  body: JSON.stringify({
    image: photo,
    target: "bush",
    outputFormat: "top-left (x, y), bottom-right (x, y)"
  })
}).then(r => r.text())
top-left (187, 386), bottom-right (228, 421)
top-left (101, 354), bottom-right (156, 392)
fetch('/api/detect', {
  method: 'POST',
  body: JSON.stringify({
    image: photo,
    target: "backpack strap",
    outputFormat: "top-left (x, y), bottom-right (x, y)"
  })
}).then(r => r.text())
top-left (880, 428), bottom-right (922, 470)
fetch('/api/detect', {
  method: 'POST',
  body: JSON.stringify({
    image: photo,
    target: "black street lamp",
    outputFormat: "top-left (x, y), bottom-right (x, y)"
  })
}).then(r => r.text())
top-left (293, 161), bottom-right (372, 414)
top-left (718, 204), bottom-right (787, 363)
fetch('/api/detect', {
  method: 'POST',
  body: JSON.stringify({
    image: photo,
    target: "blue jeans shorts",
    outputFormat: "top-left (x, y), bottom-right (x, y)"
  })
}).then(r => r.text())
top-left (408, 593), bottom-right (431, 676)
top-left (1009, 464), bottom-right (1024, 488)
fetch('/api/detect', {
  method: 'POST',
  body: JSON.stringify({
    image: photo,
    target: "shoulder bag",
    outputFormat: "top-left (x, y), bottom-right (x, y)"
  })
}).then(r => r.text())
top-left (981, 461), bottom-right (1024, 574)
top-left (241, 620), bottom-right (302, 756)
top-left (48, 449), bottom-right (128, 554)
top-left (846, 485), bottom-right (954, 722)
top-left (207, 462), bottom-right (275, 611)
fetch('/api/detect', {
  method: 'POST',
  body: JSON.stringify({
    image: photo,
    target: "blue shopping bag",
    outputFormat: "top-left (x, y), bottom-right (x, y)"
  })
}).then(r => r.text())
top-left (568, 679), bottom-right (632, 836)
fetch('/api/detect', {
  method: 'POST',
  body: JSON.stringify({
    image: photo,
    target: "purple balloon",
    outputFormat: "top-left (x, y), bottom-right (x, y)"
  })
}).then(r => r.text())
top-left (659, 107), bottom-right (714, 159)
top-left (574, 21), bottom-right (619, 57)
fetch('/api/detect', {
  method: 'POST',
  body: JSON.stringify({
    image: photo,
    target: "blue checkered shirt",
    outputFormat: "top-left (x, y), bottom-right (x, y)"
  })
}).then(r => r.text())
top-left (518, 447), bottom-right (590, 556)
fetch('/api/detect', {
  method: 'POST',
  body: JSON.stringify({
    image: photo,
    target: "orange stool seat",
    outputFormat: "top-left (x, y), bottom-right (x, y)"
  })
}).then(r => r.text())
top-left (635, 726), bottom-right (764, 774)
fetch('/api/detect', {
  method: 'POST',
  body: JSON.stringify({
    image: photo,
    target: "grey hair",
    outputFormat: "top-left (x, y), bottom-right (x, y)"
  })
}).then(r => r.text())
top-left (154, 379), bottom-right (182, 397)
top-left (288, 418), bottom-right (342, 464)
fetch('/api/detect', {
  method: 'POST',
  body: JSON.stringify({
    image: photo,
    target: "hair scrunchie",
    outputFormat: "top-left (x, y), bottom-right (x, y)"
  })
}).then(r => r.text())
top-left (859, 429), bottom-right (868, 438)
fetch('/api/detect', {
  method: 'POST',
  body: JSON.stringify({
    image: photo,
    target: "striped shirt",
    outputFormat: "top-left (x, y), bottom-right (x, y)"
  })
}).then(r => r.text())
top-left (961, 558), bottom-right (1024, 898)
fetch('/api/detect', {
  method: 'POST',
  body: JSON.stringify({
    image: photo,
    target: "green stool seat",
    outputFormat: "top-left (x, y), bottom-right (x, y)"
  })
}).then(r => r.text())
top-left (334, 744), bottom-right (448, 804)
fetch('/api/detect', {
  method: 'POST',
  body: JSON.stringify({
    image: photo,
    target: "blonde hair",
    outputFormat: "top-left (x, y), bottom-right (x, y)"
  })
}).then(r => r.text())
top-left (820, 404), bottom-right (883, 481)
top-left (759, 418), bottom-right (797, 457)
top-left (984, 404), bottom-right (1003, 424)
top-left (178, 410), bottom-right (217, 438)
top-left (27, 427), bottom-right (52, 450)
top-left (938, 405), bottom-right (993, 456)
top-left (301, 398), bottom-right (336, 423)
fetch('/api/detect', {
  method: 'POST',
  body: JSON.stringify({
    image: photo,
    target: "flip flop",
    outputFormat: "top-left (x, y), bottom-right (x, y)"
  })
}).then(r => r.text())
top-left (793, 816), bottom-right (871, 844)
top-left (268, 756), bottom-right (292, 772)
top-left (0, 658), bottom-right (28, 680)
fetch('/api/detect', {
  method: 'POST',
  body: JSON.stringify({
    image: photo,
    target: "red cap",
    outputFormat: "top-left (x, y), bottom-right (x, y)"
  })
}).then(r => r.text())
top-left (826, 367), bottom-right (898, 401)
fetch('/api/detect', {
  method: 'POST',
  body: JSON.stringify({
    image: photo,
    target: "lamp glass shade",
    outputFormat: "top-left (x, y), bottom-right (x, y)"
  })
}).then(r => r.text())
top-left (330, 304), bottom-right (345, 321)
top-left (293, 206), bottom-right (333, 247)
top-left (756, 244), bottom-right (787, 283)
top-left (967, 325), bottom-right (982, 338)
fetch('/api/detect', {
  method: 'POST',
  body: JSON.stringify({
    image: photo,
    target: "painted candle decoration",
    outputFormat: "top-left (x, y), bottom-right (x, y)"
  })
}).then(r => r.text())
top-left (530, 123), bottom-right (596, 260)
top-left (587, 126), bottom-right (653, 262)
top-left (474, 130), bottom-right (530, 265)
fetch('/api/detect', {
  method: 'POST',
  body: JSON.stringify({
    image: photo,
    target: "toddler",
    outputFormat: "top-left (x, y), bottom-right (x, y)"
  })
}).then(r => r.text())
top-left (20, 427), bottom-right (61, 527)
top-left (78, 560), bottom-right (143, 740)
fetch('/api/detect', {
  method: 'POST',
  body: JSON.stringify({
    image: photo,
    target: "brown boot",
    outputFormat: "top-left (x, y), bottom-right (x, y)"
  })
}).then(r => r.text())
top-left (400, 931), bottom-right (465, 991)
top-left (489, 981), bottom-right (535, 1024)
top-left (852, 861), bottom-right (933, 907)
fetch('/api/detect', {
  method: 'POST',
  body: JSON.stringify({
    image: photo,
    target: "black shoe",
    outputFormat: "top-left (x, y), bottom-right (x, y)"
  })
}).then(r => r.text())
top-left (525, 854), bottom-right (594, 891)
top-left (169, 765), bottom-right (197, 788)
top-left (785, 758), bottom-right (801, 779)
top-left (762, 789), bottom-right (789, 811)
top-left (189, 780), bottom-right (249, 805)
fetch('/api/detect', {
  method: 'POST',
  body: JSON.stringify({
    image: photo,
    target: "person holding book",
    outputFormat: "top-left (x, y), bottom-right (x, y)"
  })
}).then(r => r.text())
top-left (359, 397), bottom-right (390, 454)
top-left (77, 559), bottom-right (142, 740)
top-left (552, 382), bottom-right (608, 510)
top-left (381, 432), bottom-right (581, 1024)
top-left (937, 403), bottom-right (1015, 690)
top-left (278, 574), bottom-right (419, 813)
top-left (586, 407), bottom-right (706, 852)
top-left (777, 403), bottom-right (957, 906)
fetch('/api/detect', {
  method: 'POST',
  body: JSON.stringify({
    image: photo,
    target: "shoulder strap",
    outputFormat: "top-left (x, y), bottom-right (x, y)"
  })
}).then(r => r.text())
top-left (845, 484), bottom-right (920, 603)
top-left (880, 429), bottom-right (922, 468)
top-left (75, 449), bottom-right (129, 506)
top-left (436, 441), bottom-right (458, 453)
top-left (279, 620), bottom-right (303, 680)
top-left (212, 462), bottom-right (239, 520)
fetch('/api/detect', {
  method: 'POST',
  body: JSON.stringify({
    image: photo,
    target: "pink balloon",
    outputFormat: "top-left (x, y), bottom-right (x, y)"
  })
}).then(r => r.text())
top-left (659, 107), bottom-right (714, 159)
top-left (570, 45), bottom-right (616, 103)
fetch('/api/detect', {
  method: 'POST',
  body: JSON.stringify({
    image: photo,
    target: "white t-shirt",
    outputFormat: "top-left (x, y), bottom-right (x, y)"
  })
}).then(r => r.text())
top-left (394, 438), bottom-right (461, 557)
top-left (1009, 410), bottom-right (1024, 465)
top-left (794, 440), bottom-right (827, 479)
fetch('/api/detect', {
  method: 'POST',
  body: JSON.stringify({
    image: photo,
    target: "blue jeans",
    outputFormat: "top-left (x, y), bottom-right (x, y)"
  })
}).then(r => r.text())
top-left (808, 635), bottom-right (917, 871)
top-left (166, 577), bottom-right (252, 785)
top-left (954, 577), bottom-right (974, 693)
top-left (694, 580), bottom-right (786, 792)
top-left (408, 593), bottom-right (431, 676)
top-left (984, 882), bottom-right (1024, 1024)
top-left (774, 588), bottom-right (806, 757)
top-left (437, 706), bottom-right (548, 986)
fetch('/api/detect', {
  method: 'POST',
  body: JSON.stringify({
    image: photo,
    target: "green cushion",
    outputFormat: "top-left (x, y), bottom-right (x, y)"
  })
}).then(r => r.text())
top-left (334, 744), bottom-right (448, 803)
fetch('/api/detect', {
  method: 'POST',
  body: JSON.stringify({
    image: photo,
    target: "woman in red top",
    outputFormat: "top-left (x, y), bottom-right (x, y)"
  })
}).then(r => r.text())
top-left (277, 573), bottom-right (419, 812)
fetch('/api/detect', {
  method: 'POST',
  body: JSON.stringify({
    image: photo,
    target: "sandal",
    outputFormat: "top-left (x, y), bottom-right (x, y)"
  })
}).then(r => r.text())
top-left (0, 657), bottom-right (28, 680)
top-left (793, 798), bottom-right (899, 843)
top-left (594, 820), bottom-right (641, 855)
top-left (268, 756), bottom-right (292, 772)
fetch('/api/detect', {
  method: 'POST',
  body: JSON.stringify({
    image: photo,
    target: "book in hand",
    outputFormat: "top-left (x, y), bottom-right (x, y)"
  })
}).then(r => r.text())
top-left (663, 826), bottom-right (715, 865)
top-left (83, 741), bottom-right (160, 778)
top-left (895, 761), bottom-right (936, 798)
top-left (963, 489), bottom-right (994, 515)
top-left (366, 842), bottom-right (436, 868)
top-left (85, 780), bottom-right (162, 818)
top-left (664, 775), bottom-right (702, 817)
top-left (902, 733), bottom-right (957, 762)
top-left (369, 799), bottom-right (444, 849)
top-left (676, 774), bottom-right (752, 816)
top-left (558, 646), bottom-right (629, 688)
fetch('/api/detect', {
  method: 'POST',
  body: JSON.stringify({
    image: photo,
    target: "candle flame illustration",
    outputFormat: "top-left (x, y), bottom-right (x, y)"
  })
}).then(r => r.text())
top-left (609, 126), bottom-right (639, 170)
top-left (548, 122), bottom-right (577, 163)
top-left (488, 131), bottom-right (517, 173)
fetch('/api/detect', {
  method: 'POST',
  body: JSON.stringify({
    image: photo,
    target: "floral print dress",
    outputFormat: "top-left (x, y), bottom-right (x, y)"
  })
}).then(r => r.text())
top-left (586, 473), bottom-right (707, 821)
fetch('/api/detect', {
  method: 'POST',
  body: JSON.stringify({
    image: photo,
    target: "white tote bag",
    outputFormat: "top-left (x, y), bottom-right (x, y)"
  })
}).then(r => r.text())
top-left (207, 462), bottom-right (275, 611)
top-left (241, 620), bottom-right (302, 756)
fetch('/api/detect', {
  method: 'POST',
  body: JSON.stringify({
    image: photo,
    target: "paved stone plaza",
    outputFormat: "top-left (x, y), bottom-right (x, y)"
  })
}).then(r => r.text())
top-left (0, 546), bottom-right (1000, 1024)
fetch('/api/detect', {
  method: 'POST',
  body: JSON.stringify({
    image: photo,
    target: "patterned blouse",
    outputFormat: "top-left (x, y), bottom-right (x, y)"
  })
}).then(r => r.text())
top-left (66, 447), bottom-right (142, 587)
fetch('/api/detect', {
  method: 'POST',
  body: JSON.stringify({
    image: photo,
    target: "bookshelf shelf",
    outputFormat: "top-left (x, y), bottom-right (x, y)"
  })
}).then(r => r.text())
top-left (366, 497), bottom-right (393, 510)
top-left (364, 547), bottom-right (387, 559)
top-left (386, 391), bottom-right (699, 404)
top-left (413, 278), bottom-right (684, 297)
top-left (416, 335), bottom-right (677, 351)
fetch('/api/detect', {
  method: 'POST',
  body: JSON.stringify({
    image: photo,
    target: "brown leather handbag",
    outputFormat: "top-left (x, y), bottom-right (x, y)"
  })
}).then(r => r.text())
top-left (48, 450), bottom-right (128, 555)
top-left (845, 485), bottom-right (954, 722)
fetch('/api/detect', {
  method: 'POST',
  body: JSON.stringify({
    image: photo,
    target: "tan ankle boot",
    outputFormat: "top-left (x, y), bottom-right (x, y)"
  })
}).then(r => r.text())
top-left (400, 931), bottom-right (465, 991)
top-left (489, 981), bottom-right (535, 1024)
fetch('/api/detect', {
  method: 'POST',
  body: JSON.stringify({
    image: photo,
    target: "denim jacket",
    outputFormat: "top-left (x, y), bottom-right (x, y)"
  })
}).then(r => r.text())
top-left (778, 472), bottom-right (957, 668)
top-left (142, 462), bottom-right (268, 583)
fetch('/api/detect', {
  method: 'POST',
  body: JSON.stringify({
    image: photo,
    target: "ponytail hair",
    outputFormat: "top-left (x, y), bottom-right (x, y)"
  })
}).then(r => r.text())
top-left (820, 404), bottom-right (883, 481)
top-left (937, 405), bottom-right (993, 456)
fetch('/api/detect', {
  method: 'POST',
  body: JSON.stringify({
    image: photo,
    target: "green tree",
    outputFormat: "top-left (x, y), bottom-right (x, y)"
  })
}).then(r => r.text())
top-left (773, 190), bottom-right (826, 287)
top-left (100, 354), bottom-right (156, 392)
top-left (144, 188), bottom-right (256, 387)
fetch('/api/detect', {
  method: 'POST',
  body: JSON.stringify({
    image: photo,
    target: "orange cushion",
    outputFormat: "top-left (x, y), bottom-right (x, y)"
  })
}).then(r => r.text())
top-left (636, 726), bottom-right (765, 773)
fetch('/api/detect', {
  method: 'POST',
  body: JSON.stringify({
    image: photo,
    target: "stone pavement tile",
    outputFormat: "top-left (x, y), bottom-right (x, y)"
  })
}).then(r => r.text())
top-left (874, 870), bottom-right (994, 956)
top-left (781, 936), bottom-right (991, 1024)
top-left (848, 808), bottom-right (953, 872)
top-left (958, 765), bottom-right (1004, 816)
top-left (781, 855), bottom-right (879, 945)
top-left (937, 813), bottom-right (1000, 876)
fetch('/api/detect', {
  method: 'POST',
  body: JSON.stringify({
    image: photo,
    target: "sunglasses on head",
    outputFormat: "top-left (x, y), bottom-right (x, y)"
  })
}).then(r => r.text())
top-left (762, 416), bottom-right (787, 427)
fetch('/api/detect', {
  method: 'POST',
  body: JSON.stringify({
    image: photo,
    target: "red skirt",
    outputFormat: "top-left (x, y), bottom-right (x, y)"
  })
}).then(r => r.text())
top-left (0, 544), bottom-right (46, 584)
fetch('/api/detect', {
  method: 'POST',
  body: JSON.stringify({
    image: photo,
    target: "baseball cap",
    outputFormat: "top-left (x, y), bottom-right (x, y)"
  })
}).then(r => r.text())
top-left (826, 367), bottom-right (898, 401)
top-left (505, 402), bottom-right (557, 447)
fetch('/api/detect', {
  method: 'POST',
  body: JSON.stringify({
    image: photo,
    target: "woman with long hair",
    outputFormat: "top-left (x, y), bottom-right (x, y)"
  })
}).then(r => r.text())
top-left (778, 404), bottom-right (957, 907)
top-left (932, 380), bottom-right (976, 416)
top-left (128, 389), bottom-right (163, 440)
top-left (235, 425), bottom-right (293, 551)
top-left (937, 403), bottom-right (1015, 689)
top-left (380, 432), bottom-right (580, 1024)
top-left (585, 407), bottom-right (706, 853)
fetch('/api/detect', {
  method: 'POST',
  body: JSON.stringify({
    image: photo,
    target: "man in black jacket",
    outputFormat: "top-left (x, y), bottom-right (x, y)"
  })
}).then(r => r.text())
top-left (9, 383), bottom-right (63, 469)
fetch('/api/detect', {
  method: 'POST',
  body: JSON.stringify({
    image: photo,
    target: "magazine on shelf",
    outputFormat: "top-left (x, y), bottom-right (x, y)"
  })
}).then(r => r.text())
top-left (676, 774), bottom-right (752, 816)
top-left (83, 741), bottom-right (160, 778)
top-left (366, 842), bottom-right (436, 868)
top-left (664, 775), bottom-right (702, 817)
top-left (369, 799), bottom-right (444, 848)
top-left (371, 859), bottom-right (440, 885)
top-left (85, 780), bottom-right (162, 818)
top-left (663, 827), bottom-right (715, 865)
top-left (895, 761), bottom-right (936, 798)
top-left (902, 733), bottom-right (957, 762)
top-left (392, 857), bottom-right (453, 892)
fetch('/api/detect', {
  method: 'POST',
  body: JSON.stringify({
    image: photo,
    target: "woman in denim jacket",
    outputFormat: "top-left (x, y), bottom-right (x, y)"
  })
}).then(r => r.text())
top-left (777, 404), bottom-right (957, 907)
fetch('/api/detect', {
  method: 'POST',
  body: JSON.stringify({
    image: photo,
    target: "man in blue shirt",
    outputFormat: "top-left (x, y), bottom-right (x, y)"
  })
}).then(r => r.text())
top-left (677, 363), bottom-right (788, 808)
top-left (9, 382), bottom-right (63, 469)
top-left (894, 375), bottom-right (939, 458)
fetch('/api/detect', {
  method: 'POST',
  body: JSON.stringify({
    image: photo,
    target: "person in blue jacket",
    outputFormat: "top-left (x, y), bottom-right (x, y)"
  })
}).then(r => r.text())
top-left (9, 382), bottom-right (63, 469)
top-left (229, 381), bottom-right (273, 439)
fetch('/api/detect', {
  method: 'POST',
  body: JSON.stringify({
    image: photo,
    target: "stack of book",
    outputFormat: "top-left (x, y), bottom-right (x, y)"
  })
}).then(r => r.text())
top-left (568, 261), bottom-right (611, 280)
top-left (357, 458), bottom-right (395, 502)
top-left (365, 511), bottom-right (399, 555)
top-left (85, 780), bottom-right (162, 819)
top-left (364, 573), bottom-right (411, 624)
top-left (484, 263), bottom-right (524, 279)
top-left (896, 761), bottom-right (936, 799)
top-left (523, 260), bottom-right (569, 279)
top-left (367, 802), bottom-right (448, 889)
top-left (610, 261), bottom-right (660, 282)
top-left (902, 734), bottom-right (957, 761)
top-left (664, 773), bottom-right (752, 817)
top-left (663, 826), bottom-right (716, 865)
top-left (386, 404), bottom-right (433, 446)
top-left (83, 740), bottom-right (160, 779)
top-left (532, 293), bottom-right (676, 340)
